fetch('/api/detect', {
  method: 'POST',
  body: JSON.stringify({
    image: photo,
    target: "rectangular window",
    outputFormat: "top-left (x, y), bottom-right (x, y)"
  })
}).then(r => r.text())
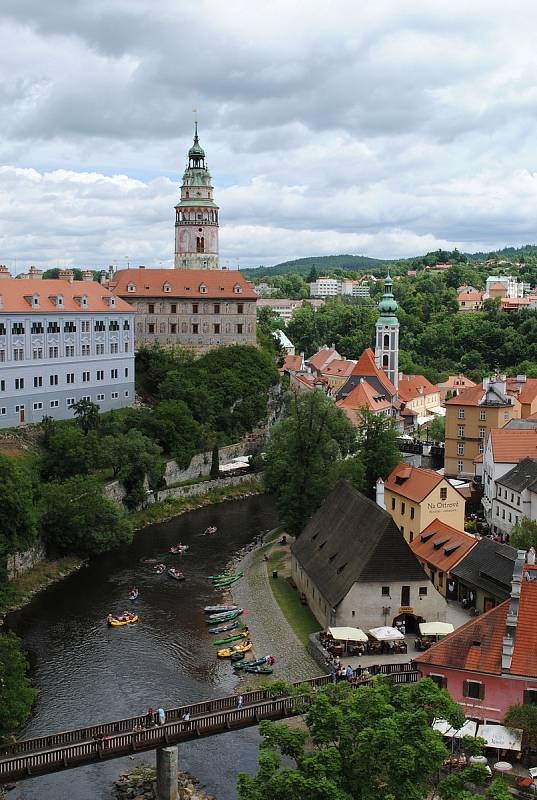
top-left (192, 303), bottom-right (199, 314)
top-left (479, 442), bottom-right (484, 454)
top-left (124, 390), bottom-right (129, 397)
top-left (97, 393), bottom-right (105, 401)
top-left (33, 402), bottom-right (43, 411)
top-left (32, 348), bottom-right (43, 359)
top-left (401, 585), bottom-right (410, 606)
top-left (400, 525), bottom-right (404, 536)
top-left (458, 443), bottom-right (465, 455)
top-left (81, 395), bottom-right (90, 402)
top-left (170, 304), bottom-right (177, 314)
top-left (49, 346), bottom-right (59, 358)
top-left (94, 321), bottom-right (105, 332)
top-left (109, 320), bottom-right (119, 331)
top-left (66, 397), bottom-right (75, 407)
top-left (65, 346), bottom-right (75, 357)
top-left (480, 410), bottom-right (486, 421)
top-left (401, 501), bottom-right (405, 515)
top-left (419, 586), bottom-right (428, 597)
top-left (12, 323), bottom-right (25, 335)
top-left (458, 426), bottom-right (465, 438)
top-left (479, 427), bottom-right (486, 439)
top-left (214, 303), bottom-right (220, 314)
top-left (13, 348), bottom-right (24, 361)
top-left (430, 674), bottom-right (447, 689)
top-left (148, 324), bottom-right (155, 334)
top-left (0, 407), bottom-right (6, 415)
top-left (47, 321), bottom-right (60, 333)
top-left (440, 487), bottom-right (447, 500)
top-left (33, 376), bottom-right (43, 388)
top-left (110, 343), bottom-right (119, 354)
top-left (81, 345), bottom-right (90, 356)
top-left (66, 373), bottom-right (75, 384)
top-left (517, 496), bottom-right (520, 506)
top-left (111, 391), bottom-right (119, 399)
top-left (0, 380), bottom-right (4, 391)
top-left (438, 572), bottom-right (444, 586)
top-left (192, 323), bottom-right (199, 334)
top-left (124, 342), bottom-right (129, 352)
top-left (391, 497), bottom-right (395, 510)
top-left (381, 586), bottom-right (390, 596)
top-left (97, 370), bottom-right (104, 381)
top-left (96, 343), bottom-right (105, 355)
top-left (49, 374), bottom-right (58, 386)
top-left (170, 324), bottom-right (177, 334)
top-left (81, 320), bottom-right (90, 333)
top-left (0, 350), bottom-right (5, 363)
top-left (111, 369), bottom-right (118, 379)
top-left (237, 303), bottom-right (244, 314)
top-left (524, 689), bottom-right (537, 705)
top-left (15, 378), bottom-right (24, 390)
top-left (458, 408), bottom-right (465, 419)
top-left (214, 323), bottom-right (220, 334)
top-left (124, 368), bottom-right (129, 378)
top-left (50, 400), bottom-right (59, 408)
top-left (148, 304), bottom-right (155, 314)
top-left (82, 371), bottom-right (90, 382)
top-left (237, 324), bottom-right (243, 334)
top-left (463, 681), bottom-right (485, 700)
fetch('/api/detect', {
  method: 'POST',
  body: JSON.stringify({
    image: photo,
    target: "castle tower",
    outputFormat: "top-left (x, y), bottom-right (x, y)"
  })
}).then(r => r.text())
top-left (174, 123), bottom-right (220, 269)
top-left (375, 273), bottom-right (399, 390)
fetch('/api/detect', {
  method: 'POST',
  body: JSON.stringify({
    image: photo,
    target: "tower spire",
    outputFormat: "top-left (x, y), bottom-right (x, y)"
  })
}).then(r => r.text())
top-left (375, 273), bottom-right (400, 390)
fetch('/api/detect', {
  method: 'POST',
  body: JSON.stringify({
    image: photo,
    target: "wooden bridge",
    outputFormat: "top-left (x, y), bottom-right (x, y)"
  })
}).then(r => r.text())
top-left (0, 663), bottom-right (418, 786)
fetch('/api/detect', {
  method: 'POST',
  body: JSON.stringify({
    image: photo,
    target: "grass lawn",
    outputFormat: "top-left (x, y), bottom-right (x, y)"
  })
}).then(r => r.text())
top-left (266, 548), bottom-right (320, 646)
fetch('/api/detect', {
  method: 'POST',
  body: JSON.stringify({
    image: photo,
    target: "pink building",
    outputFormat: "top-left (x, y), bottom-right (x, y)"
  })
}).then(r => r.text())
top-left (415, 552), bottom-right (537, 724)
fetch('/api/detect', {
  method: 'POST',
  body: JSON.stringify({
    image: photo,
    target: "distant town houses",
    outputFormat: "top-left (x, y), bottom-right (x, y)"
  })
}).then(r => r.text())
top-left (0, 268), bottom-right (135, 428)
top-left (492, 457), bottom-right (537, 538)
top-left (457, 274), bottom-right (537, 312)
top-left (256, 297), bottom-right (324, 323)
top-left (309, 276), bottom-right (370, 299)
top-left (481, 428), bottom-right (537, 530)
top-left (437, 374), bottom-right (476, 402)
top-left (457, 286), bottom-right (483, 312)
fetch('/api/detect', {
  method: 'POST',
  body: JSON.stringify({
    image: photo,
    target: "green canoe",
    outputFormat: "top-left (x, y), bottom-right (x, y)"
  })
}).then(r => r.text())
top-left (213, 575), bottom-right (242, 588)
top-left (209, 571), bottom-right (243, 582)
top-left (212, 631), bottom-right (248, 646)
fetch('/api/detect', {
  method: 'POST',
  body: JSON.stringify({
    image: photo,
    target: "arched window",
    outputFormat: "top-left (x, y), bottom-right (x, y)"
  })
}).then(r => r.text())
top-left (383, 354), bottom-right (389, 368)
top-left (185, 190), bottom-right (189, 198)
top-left (383, 333), bottom-right (390, 348)
top-left (196, 237), bottom-right (205, 253)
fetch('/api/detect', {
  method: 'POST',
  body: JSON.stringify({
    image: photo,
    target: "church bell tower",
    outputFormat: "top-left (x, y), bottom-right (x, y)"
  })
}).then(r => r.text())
top-left (375, 274), bottom-right (399, 390)
top-left (174, 123), bottom-right (220, 269)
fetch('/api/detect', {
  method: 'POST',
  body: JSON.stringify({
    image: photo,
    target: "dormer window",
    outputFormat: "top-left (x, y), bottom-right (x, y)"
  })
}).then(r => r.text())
top-left (163, 283), bottom-right (172, 293)
top-left (234, 284), bottom-right (242, 294)
top-left (49, 294), bottom-right (64, 307)
top-left (74, 295), bottom-right (88, 308)
top-left (102, 295), bottom-right (116, 307)
top-left (127, 283), bottom-right (136, 293)
top-left (199, 283), bottom-right (208, 294)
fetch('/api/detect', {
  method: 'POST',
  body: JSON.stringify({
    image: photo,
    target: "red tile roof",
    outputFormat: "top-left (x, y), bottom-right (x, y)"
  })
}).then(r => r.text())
top-left (322, 359), bottom-right (356, 377)
top-left (398, 374), bottom-right (439, 402)
top-left (349, 347), bottom-right (396, 397)
top-left (111, 268), bottom-right (257, 299)
top-left (384, 463), bottom-right (448, 503)
top-left (489, 428), bottom-right (537, 463)
top-left (336, 379), bottom-right (391, 424)
top-left (410, 519), bottom-right (477, 572)
top-left (439, 375), bottom-right (476, 390)
top-left (458, 289), bottom-right (483, 302)
top-left (281, 354), bottom-right (303, 373)
top-left (0, 278), bottom-right (133, 313)
top-left (507, 377), bottom-right (537, 406)
top-left (307, 346), bottom-right (340, 372)
top-left (416, 566), bottom-right (537, 678)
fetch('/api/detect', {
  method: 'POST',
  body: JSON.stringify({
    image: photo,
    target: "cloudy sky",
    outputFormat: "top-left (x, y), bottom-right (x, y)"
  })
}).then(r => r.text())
top-left (2, 0), bottom-right (537, 270)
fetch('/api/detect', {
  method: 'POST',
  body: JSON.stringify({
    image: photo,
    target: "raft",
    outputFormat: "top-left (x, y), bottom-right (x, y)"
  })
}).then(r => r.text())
top-left (203, 604), bottom-right (239, 614)
top-left (208, 571), bottom-right (243, 581)
top-left (207, 620), bottom-right (241, 634)
top-left (217, 641), bottom-right (252, 658)
top-left (206, 609), bottom-right (243, 623)
top-left (168, 569), bottom-right (185, 581)
top-left (243, 665), bottom-right (273, 675)
top-left (212, 631), bottom-right (249, 646)
top-left (108, 615), bottom-right (139, 627)
top-left (233, 655), bottom-right (272, 670)
top-left (213, 575), bottom-right (242, 588)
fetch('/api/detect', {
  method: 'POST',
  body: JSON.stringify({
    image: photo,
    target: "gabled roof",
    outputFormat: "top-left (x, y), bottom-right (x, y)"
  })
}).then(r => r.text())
top-left (458, 289), bottom-right (483, 301)
top-left (445, 382), bottom-right (513, 408)
top-left (336, 379), bottom-right (392, 421)
top-left (307, 346), bottom-right (340, 372)
top-left (322, 359), bottom-right (356, 377)
top-left (0, 278), bottom-right (133, 314)
top-left (507, 377), bottom-right (537, 405)
top-left (450, 538), bottom-right (517, 600)
top-left (410, 520), bottom-right (477, 573)
top-left (397, 374), bottom-right (439, 402)
top-left (111, 268), bottom-right (256, 299)
top-left (438, 375), bottom-right (476, 390)
top-left (291, 481), bottom-right (428, 607)
top-left (416, 565), bottom-right (537, 678)
top-left (384, 463), bottom-right (451, 503)
top-left (337, 347), bottom-right (396, 400)
top-left (496, 457), bottom-right (537, 492)
top-left (489, 428), bottom-right (537, 463)
top-left (281, 354), bottom-right (303, 373)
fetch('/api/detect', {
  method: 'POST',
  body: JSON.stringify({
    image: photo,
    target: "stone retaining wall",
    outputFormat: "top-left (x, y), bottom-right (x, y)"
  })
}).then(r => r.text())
top-left (105, 472), bottom-right (259, 507)
top-left (6, 541), bottom-right (47, 580)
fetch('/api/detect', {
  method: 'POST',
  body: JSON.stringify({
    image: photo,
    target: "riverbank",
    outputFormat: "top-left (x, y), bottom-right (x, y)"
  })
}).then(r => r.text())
top-left (113, 764), bottom-right (215, 800)
top-left (229, 532), bottom-right (321, 685)
top-left (0, 556), bottom-right (83, 619)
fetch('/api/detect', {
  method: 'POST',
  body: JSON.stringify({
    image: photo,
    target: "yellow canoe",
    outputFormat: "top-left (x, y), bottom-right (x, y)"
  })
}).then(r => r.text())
top-left (108, 615), bottom-right (139, 627)
top-left (217, 641), bottom-right (253, 658)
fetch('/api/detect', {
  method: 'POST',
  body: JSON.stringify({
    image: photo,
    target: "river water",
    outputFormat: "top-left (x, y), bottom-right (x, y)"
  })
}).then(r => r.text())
top-left (6, 494), bottom-right (279, 800)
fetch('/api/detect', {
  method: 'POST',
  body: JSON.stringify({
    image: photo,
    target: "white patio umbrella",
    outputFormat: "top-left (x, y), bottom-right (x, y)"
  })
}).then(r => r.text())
top-left (433, 718), bottom-right (478, 738)
top-left (368, 626), bottom-right (405, 641)
top-left (328, 627), bottom-right (368, 642)
top-left (419, 622), bottom-right (454, 637)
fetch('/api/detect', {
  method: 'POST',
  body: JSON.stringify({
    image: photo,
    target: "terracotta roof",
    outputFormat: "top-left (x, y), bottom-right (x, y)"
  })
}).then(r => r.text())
top-left (307, 347), bottom-right (340, 372)
top-left (445, 382), bottom-right (515, 407)
top-left (322, 359), bottom-right (356, 377)
top-left (257, 298), bottom-right (300, 308)
top-left (336, 379), bottom-right (391, 423)
top-left (397, 374), bottom-right (438, 402)
top-left (507, 377), bottom-right (537, 405)
top-left (410, 519), bottom-right (477, 573)
top-left (416, 565), bottom-right (537, 678)
top-left (415, 601), bottom-right (508, 675)
top-left (489, 428), bottom-right (537, 463)
top-left (111, 268), bottom-right (257, 299)
top-left (0, 278), bottom-right (133, 314)
top-left (281, 354), bottom-right (303, 373)
top-left (439, 375), bottom-right (476, 390)
top-left (489, 281), bottom-right (507, 291)
top-left (458, 289), bottom-right (483, 301)
top-left (348, 347), bottom-right (396, 397)
top-left (384, 463), bottom-right (446, 503)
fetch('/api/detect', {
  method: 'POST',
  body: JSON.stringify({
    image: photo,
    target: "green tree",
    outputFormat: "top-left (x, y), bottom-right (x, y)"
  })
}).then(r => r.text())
top-left (0, 454), bottom-right (37, 562)
top-left (103, 430), bottom-right (165, 509)
top-left (355, 409), bottom-right (400, 495)
top-left (427, 416), bottom-right (445, 442)
top-left (264, 391), bottom-right (360, 534)
top-left (510, 517), bottom-right (537, 552)
top-left (41, 425), bottom-right (100, 478)
top-left (40, 475), bottom-right (133, 556)
top-left (0, 632), bottom-right (37, 742)
top-left (238, 677), bottom-right (463, 800)
top-left (72, 398), bottom-right (100, 435)
top-left (210, 443), bottom-right (220, 479)
top-left (504, 702), bottom-right (537, 750)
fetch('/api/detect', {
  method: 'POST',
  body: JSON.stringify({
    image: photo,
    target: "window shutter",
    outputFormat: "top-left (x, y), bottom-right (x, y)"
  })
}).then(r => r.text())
top-left (463, 680), bottom-right (469, 697)
top-left (442, 676), bottom-right (448, 689)
top-left (479, 683), bottom-right (485, 700)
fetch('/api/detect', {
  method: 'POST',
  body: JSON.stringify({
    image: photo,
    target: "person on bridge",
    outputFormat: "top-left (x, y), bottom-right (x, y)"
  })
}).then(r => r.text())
top-left (146, 707), bottom-right (155, 728)
top-left (236, 695), bottom-right (243, 709)
top-left (157, 708), bottom-right (165, 725)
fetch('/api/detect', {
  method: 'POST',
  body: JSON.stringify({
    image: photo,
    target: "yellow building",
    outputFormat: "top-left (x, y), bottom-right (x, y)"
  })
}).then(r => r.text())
top-left (379, 463), bottom-right (466, 543)
top-left (444, 378), bottom-right (521, 479)
top-left (397, 374), bottom-right (441, 415)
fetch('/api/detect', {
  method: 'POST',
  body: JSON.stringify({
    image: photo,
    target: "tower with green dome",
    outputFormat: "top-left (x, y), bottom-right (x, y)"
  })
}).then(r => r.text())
top-left (375, 273), bottom-right (399, 390)
top-left (174, 123), bottom-right (220, 269)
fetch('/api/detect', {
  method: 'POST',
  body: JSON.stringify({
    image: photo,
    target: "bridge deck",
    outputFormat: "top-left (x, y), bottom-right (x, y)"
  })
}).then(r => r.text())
top-left (0, 665), bottom-right (418, 784)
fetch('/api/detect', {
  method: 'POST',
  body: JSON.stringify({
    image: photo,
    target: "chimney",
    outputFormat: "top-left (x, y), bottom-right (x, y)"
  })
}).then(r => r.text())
top-left (28, 265), bottom-right (43, 280)
top-left (0, 265), bottom-right (11, 279)
top-left (81, 271), bottom-right (94, 282)
top-left (516, 374), bottom-right (527, 384)
top-left (58, 269), bottom-right (74, 283)
top-left (501, 550), bottom-right (526, 672)
top-left (528, 547), bottom-right (536, 565)
top-left (376, 477), bottom-right (385, 509)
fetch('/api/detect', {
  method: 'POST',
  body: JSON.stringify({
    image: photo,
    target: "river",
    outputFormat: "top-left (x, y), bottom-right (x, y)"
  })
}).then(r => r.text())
top-left (6, 494), bottom-right (279, 800)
